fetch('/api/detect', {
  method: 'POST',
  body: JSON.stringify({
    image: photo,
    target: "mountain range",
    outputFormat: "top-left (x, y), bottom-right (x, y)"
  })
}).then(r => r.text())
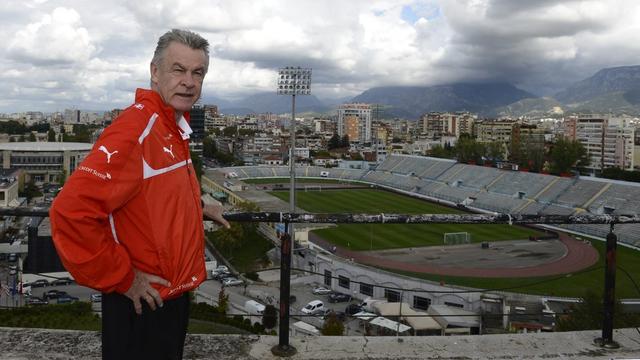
top-left (205, 65), bottom-right (640, 118)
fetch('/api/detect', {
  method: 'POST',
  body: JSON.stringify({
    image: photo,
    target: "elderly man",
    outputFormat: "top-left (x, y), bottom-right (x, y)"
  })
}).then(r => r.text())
top-left (50, 29), bottom-right (229, 359)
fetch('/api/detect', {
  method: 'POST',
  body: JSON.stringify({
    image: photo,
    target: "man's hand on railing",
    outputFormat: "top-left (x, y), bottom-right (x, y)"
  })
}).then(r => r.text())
top-left (202, 201), bottom-right (231, 229)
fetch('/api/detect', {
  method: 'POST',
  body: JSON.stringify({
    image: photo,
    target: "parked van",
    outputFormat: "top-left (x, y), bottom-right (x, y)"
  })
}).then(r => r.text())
top-left (301, 300), bottom-right (325, 315)
top-left (360, 297), bottom-right (385, 313)
top-left (245, 300), bottom-right (266, 316)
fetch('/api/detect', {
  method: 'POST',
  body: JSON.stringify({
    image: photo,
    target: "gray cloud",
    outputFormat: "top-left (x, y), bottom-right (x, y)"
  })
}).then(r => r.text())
top-left (0, 0), bottom-right (639, 112)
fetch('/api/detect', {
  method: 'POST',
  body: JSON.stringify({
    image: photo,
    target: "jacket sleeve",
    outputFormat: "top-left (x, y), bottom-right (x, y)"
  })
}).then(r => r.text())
top-left (49, 114), bottom-right (144, 294)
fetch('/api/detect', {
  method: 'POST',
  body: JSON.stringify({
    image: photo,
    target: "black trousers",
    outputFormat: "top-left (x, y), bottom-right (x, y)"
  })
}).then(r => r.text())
top-left (102, 292), bottom-right (190, 360)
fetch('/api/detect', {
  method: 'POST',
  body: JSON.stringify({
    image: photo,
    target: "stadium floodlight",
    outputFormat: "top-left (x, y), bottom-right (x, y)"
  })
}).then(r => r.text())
top-left (276, 67), bottom-right (312, 225)
top-left (273, 66), bottom-right (311, 357)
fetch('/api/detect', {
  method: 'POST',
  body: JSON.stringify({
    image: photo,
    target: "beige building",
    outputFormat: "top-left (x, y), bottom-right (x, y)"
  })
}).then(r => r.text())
top-left (475, 120), bottom-right (516, 143)
top-left (422, 112), bottom-right (476, 138)
top-left (337, 103), bottom-right (371, 144)
top-left (0, 142), bottom-right (92, 184)
top-left (0, 169), bottom-right (21, 207)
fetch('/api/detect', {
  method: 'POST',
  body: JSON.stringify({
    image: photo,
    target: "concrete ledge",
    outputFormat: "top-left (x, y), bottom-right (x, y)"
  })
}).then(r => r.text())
top-left (0, 327), bottom-right (638, 359)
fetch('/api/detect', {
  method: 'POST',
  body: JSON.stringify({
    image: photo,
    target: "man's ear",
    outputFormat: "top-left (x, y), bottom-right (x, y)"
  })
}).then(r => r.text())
top-left (150, 62), bottom-right (159, 86)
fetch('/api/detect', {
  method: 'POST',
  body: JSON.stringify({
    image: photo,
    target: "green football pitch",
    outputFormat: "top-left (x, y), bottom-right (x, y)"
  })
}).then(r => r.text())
top-left (268, 188), bottom-right (544, 250)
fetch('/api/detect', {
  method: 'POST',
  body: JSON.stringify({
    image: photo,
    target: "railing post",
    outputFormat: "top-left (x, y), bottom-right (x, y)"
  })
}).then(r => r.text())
top-left (594, 225), bottom-right (620, 348)
top-left (271, 222), bottom-right (296, 357)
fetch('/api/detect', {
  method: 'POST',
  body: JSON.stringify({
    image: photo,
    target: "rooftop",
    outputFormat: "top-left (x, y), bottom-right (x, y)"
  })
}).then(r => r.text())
top-left (0, 142), bottom-right (92, 152)
top-left (1, 327), bottom-right (638, 359)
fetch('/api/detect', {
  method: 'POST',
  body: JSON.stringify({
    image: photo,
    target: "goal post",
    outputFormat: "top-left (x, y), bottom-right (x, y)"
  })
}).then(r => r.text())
top-left (304, 185), bottom-right (322, 192)
top-left (444, 232), bottom-right (471, 245)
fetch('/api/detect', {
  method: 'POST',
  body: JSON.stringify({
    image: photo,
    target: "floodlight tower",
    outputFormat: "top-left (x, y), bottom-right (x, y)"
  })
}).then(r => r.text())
top-left (277, 66), bottom-right (312, 219)
top-left (272, 66), bottom-right (311, 357)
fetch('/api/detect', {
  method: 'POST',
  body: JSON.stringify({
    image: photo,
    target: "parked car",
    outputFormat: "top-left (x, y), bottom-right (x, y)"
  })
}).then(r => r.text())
top-left (345, 304), bottom-right (363, 315)
top-left (322, 309), bottom-right (346, 322)
top-left (51, 277), bottom-right (73, 286)
top-left (57, 295), bottom-right (79, 304)
top-left (27, 296), bottom-right (49, 306)
top-left (90, 293), bottom-right (102, 303)
top-left (328, 292), bottom-right (352, 303)
top-left (312, 286), bottom-right (332, 295)
top-left (29, 279), bottom-right (50, 288)
top-left (301, 300), bottom-right (325, 315)
top-left (43, 289), bottom-right (68, 300)
top-left (222, 277), bottom-right (243, 287)
top-left (215, 272), bottom-right (234, 281)
top-left (211, 265), bottom-right (229, 277)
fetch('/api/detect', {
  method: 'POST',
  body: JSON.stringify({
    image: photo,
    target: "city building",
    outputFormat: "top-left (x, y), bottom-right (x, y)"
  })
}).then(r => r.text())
top-left (421, 112), bottom-right (476, 139)
top-left (475, 120), bottom-right (517, 144)
top-left (0, 142), bottom-right (92, 184)
top-left (0, 169), bottom-right (21, 207)
top-left (603, 126), bottom-right (635, 170)
top-left (337, 103), bottom-right (372, 144)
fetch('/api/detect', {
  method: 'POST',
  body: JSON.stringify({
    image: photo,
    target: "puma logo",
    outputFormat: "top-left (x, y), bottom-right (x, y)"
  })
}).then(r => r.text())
top-left (98, 145), bottom-right (118, 163)
top-left (163, 145), bottom-right (175, 159)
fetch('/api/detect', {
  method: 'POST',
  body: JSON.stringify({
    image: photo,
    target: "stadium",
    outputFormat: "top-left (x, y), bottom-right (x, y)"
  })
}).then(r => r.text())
top-left (206, 154), bottom-right (640, 303)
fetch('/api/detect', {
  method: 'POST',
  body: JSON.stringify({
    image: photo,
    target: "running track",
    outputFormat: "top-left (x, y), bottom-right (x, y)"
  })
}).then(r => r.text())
top-left (310, 232), bottom-right (599, 278)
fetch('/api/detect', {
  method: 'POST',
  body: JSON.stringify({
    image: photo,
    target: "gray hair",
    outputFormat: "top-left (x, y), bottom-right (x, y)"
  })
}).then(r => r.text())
top-left (151, 29), bottom-right (210, 72)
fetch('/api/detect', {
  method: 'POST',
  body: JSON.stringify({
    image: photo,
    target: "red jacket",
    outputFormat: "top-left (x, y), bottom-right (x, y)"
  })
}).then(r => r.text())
top-left (50, 88), bottom-right (206, 299)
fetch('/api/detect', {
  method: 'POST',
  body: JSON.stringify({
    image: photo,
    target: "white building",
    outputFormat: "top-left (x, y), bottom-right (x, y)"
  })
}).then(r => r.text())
top-left (0, 142), bottom-right (92, 183)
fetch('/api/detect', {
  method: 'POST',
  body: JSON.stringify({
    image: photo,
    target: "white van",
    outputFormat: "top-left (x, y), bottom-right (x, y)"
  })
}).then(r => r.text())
top-left (301, 300), bottom-right (325, 315)
top-left (245, 300), bottom-right (266, 316)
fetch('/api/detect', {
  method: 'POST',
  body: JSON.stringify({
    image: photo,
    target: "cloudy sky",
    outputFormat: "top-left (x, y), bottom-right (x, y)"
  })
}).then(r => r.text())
top-left (2, 0), bottom-right (640, 112)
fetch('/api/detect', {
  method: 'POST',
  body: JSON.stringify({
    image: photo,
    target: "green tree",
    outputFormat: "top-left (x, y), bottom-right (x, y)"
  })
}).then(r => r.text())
top-left (262, 304), bottom-right (278, 329)
top-left (18, 135), bottom-right (25, 142)
top-left (190, 150), bottom-right (203, 180)
top-left (217, 287), bottom-right (229, 315)
top-left (327, 133), bottom-right (341, 150)
top-left (21, 179), bottom-right (42, 201)
top-left (48, 129), bottom-right (56, 142)
top-left (340, 135), bottom-right (350, 148)
top-left (429, 144), bottom-right (454, 159)
top-left (222, 126), bottom-right (237, 137)
top-left (28, 132), bottom-right (36, 142)
top-left (203, 137), bottom-right (216, 158)
top-left (550, 136), bottom-right (589, 175)
top-left (556, 290), bottom-right (640, 331)
top-left (455, 136), bottom-right (484, 163)
top-left (321, 312), bottom-right (344, 335)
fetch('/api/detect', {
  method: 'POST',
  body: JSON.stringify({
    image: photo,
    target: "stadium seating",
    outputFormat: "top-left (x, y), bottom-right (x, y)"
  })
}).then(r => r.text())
top-left (216, 154), bottom-right (640, 247)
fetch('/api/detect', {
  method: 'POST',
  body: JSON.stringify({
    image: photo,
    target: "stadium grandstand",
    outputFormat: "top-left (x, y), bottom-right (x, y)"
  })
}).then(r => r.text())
top-left (220, 154), bottom-right (640, 248)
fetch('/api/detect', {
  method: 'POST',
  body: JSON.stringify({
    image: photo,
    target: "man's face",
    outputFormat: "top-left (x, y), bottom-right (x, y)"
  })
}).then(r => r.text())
top-left (150, 42), bottom-right (207, 114)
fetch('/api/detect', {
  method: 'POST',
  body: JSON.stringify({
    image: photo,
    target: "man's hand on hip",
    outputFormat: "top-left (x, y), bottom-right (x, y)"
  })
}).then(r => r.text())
top-left (124, 269), bottom-right (171, 315)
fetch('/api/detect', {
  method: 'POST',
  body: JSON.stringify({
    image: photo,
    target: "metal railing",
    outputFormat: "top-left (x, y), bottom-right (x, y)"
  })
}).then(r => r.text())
top-left (6, 207), bottom-right (639, 354)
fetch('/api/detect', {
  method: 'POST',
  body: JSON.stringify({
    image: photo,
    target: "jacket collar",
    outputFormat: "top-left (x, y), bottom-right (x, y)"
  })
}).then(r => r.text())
top-left (135, 88), bottom-right (191, 139)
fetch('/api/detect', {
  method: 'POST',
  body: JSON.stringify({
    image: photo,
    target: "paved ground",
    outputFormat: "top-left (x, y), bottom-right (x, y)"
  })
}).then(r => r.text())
top-left (311, 232), bottom-right (599, 278)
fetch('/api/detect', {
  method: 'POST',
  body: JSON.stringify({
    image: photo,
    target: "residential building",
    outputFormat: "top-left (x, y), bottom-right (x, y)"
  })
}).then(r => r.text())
top-left (475, 120), bottom-right (516, 144)
top-left (603, 126), bottom-right (634, 170)
top-left (421, 112), bottom-right (476, 138)
top-left (337, 103), bottom-right (372, 144)
top-left (0, 169), bottom-right (21, 207)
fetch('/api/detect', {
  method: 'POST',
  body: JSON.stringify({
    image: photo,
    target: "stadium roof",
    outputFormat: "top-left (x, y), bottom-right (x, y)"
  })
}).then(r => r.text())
top-left (0, 142), bottom-right (92, 152)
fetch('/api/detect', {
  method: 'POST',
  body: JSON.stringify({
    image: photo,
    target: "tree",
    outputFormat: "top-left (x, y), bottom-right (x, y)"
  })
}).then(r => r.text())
top-left (454, 136), bottom-right (484, 163)
top-left (429, 144), bottom-right (454, 159)
top-left (262, 304), bottom-right (278, 329)
top-left (48, 129), bottom-right (56, 142)
top-left (21, 178), bottom-right (42, 202)
top-left (28, 132), bottom-right (36, 142)
top-left (340, 135), bottom-right (350, 148)
top-left (190, 150), bottom-right (203, 180)
top-left (203, 137), bottom-right (216, 158)
top-left (550, 136), bottom-right (589, 175)
top-left (18, 135), bottom-right (25, 142)
top-left (556, 290), bottom-right (640, 331)
top-left (321, 312), bottom-right (344, 335)
top-left (217, 287), bottom-right (230, 315)
top-left (327, 133), bottom-right (341, 150)
top-left (222, 126), bottom-right (237, 137)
